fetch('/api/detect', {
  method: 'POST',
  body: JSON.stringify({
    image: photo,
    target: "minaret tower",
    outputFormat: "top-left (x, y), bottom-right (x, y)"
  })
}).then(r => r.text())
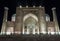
top-left (1, 7), bottom-right (9, 34)
top-left (52, 7), bottom-right (59, 32)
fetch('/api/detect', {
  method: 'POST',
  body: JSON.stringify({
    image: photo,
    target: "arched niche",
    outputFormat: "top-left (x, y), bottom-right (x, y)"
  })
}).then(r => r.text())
top-left (23, 13), bottom-right (39, 34)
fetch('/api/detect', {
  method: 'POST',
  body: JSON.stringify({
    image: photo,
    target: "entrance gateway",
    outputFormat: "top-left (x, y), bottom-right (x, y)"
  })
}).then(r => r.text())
top-left (23, 13), bottom-right (39, 34)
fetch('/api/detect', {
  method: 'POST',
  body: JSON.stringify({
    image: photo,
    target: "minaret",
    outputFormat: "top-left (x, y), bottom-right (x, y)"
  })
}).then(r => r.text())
top-left (52, 7), bottom-right (59, 32)
top-left (1, 7), bottom-right (9, 34)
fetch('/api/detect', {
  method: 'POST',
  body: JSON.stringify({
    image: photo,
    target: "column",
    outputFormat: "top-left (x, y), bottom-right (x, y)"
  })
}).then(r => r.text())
top-left (27, 27), bottom-right (29, 34)
top-left (37, 27), bottom-right (39, 34)
top-left (33, 28), bottom-right (35, 34)
top-left (22, 25), bottom-right (24, 34)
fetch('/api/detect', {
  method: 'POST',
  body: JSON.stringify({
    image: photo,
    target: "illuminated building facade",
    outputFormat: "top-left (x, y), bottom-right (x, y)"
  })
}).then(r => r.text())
top-left (1, 6), bottom-right (59, 35)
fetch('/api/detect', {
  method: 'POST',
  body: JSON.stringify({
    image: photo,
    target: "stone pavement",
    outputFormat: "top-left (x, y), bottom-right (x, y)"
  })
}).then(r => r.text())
top-left (0, 34), bottom-right (60, 41)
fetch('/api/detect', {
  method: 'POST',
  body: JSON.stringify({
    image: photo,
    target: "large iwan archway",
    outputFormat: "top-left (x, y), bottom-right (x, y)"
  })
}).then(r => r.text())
top-left (23, 13), bottom-right (39, 34)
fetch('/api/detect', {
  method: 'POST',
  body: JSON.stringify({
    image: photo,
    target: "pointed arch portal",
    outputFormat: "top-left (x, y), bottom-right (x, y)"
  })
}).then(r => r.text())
top-left (23, 13), bottom-right (39, 34)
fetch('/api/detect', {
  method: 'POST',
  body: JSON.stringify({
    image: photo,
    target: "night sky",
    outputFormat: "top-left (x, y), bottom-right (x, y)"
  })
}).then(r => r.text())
top-left (0, 0), bottom-right (60, 31)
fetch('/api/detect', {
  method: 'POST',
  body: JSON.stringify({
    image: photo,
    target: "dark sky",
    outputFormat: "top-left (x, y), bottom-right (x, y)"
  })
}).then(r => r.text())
top-left (0, 0), bottom-right (60, 30)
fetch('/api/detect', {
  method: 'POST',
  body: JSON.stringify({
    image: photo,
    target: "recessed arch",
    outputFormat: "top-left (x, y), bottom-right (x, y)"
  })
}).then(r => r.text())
top-left (23, 13), bottom-right (39, 34)
top-left (23, 13), bottom-right (38, 22)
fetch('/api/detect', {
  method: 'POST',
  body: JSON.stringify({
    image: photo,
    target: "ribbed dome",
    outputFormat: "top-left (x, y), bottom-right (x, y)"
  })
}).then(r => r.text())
top-left (45, 14), bottom-right (50, 21)
top-left (11, 14), bottom-right (16, 21)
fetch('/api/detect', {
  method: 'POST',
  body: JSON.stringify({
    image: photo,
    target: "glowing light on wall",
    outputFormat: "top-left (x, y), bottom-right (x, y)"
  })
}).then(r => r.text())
top-left (42, 32), bottom-right (46, 34)
top-left (6, 32), bottom-right (11, 35)
top-left (14, 31), bottom-right (21, 34)
top-left (6, 27), bottom-right (14, 35)
top-left (59, 32), bottom-right (60, 35)
top-left (33, 28), bottom-right (35, 34)
top-left (51, 32), bottom-right (55, 35)
top-left (40, 23), bottom-right (46, 33)
top-left (1, 32), bottom-right (5, 35)
top-left (55, 32), bottom-right (59, 34)
top-left (22, 26), bottom-right (24, 34)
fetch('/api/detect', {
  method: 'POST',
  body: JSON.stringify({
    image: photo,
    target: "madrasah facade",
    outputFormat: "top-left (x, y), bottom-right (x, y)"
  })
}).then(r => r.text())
top-left (1, 6), bottom-right (60, 35)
